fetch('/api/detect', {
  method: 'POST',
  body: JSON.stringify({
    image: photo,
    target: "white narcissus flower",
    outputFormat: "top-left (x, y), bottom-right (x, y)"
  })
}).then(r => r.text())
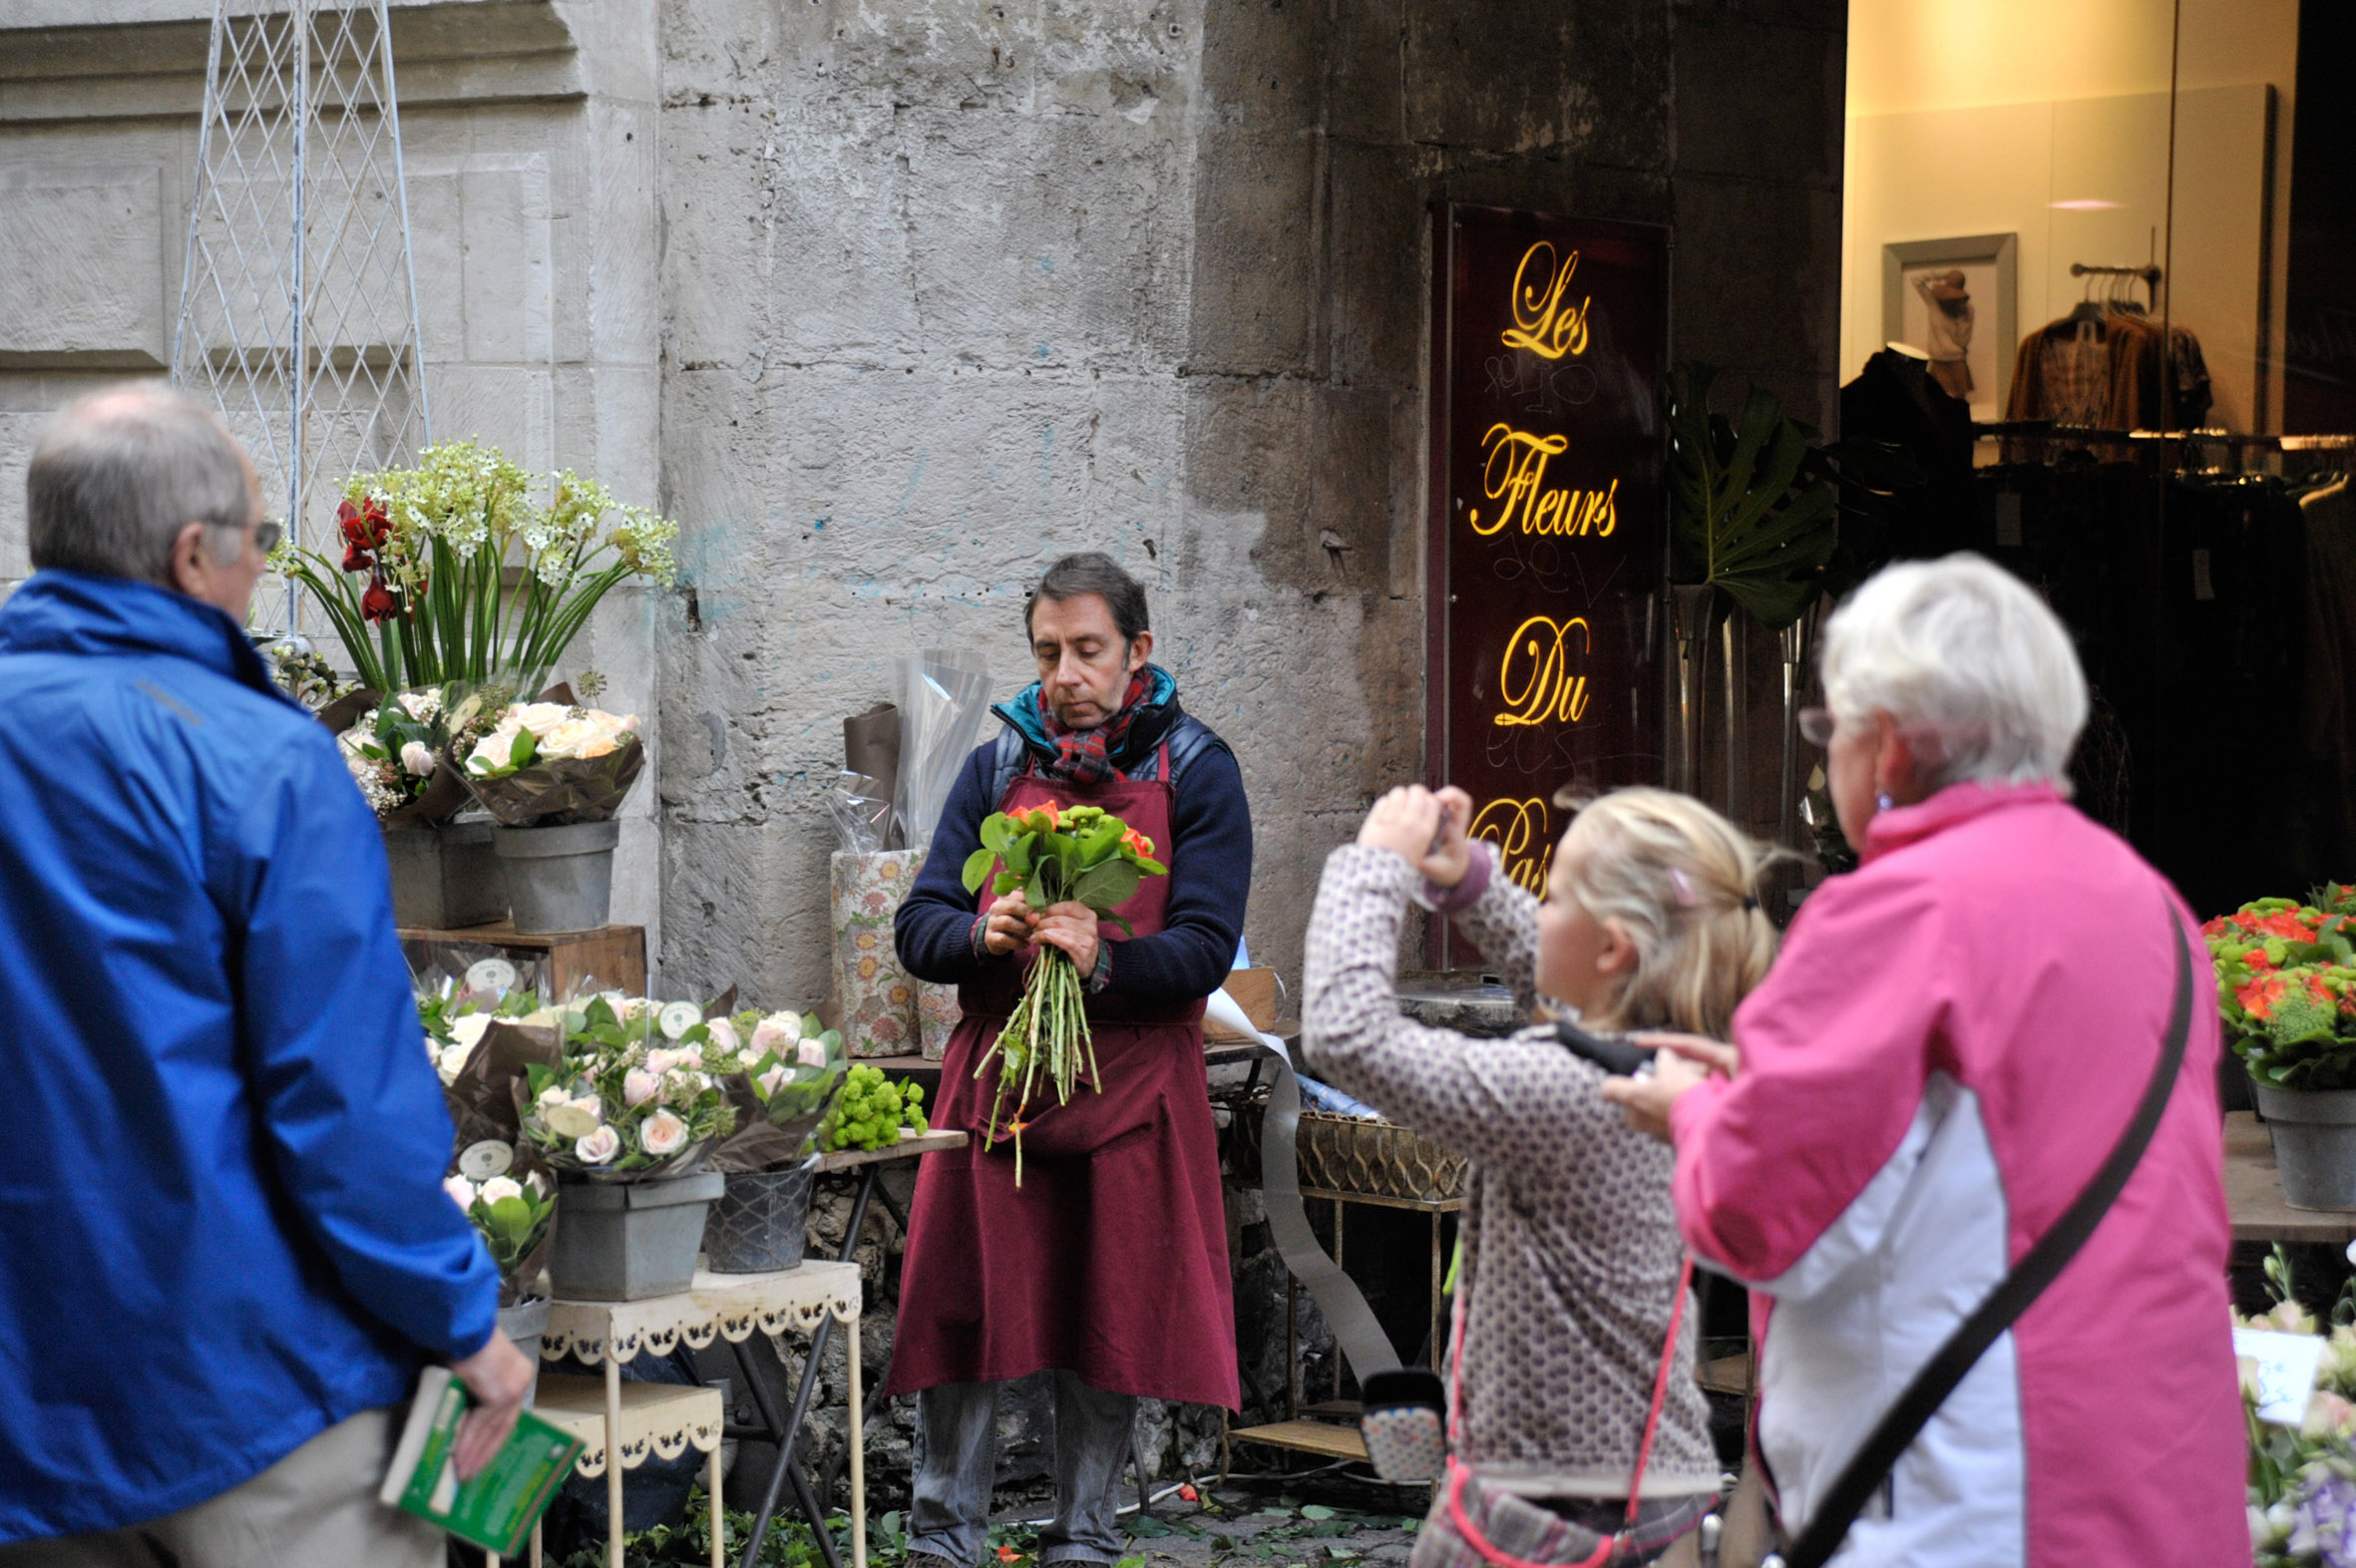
top-left (575, 1125), bottom-right (621, 1165)
top-left (639, 1108), bottom-right (690, 1157)
top-left (704, 1016), bottom-right (740, 1054)
top-left (399, 740), bottom-right (436, 777)
top-left (623, 1068), bottom-right (660, 1107)
top-left (448, 1013), bottom-right (494, 1049)
top-left (750, 1012), bottom-right (800, 1055)
top-left (443, 1174), bottom-right (478, 1209)
top-left (543, 1094), bottom-right (603, 1140)
top-left (797, 1037), bottom-right (830, 1068)
top-left (478, 1175), bottom-right (525, 1206)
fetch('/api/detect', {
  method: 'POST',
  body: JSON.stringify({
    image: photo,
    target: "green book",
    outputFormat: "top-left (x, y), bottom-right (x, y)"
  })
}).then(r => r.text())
top-left (377, 1366), bottom-right (585, 1556)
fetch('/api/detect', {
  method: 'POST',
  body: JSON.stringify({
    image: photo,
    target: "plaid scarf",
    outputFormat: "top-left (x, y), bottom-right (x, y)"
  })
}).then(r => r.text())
top-left (1036, 670), bottom-right (1151, 784)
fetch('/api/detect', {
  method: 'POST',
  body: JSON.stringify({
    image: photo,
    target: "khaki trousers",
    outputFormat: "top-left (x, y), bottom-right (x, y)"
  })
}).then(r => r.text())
top-left (0, 1407), bottom-right (442, 1568)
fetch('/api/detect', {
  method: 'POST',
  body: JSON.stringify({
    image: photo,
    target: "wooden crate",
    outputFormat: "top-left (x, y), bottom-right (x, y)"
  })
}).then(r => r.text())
top-left (400, 921), bottom-right (647, 999)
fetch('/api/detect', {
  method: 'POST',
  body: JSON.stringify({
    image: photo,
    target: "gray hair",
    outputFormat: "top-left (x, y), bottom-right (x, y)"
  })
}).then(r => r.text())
top-left (1819, 554), bottom-right (2089, 791)
top-left (27, 385), bottom-right (254, 587)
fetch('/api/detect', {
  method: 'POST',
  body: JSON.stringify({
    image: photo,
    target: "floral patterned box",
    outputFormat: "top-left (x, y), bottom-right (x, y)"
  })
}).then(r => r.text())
top-left (830, 850), bottom-right (924, 1058)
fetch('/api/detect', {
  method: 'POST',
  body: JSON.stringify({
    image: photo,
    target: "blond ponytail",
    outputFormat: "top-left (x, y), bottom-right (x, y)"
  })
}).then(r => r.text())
top-left (1554, 787), bottom-right (1780, 1039)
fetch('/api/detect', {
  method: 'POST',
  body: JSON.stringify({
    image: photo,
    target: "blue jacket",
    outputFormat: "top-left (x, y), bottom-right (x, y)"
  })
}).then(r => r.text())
top-left (895, 667), bottom-right (1253, 1000)
top-left (0, 572), bottom-right (498, 1542)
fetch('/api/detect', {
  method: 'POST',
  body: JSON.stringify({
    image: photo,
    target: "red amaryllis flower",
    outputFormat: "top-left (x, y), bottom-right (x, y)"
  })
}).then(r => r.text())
top-left (341, 542), bottom-right (374, 574)
top-left (336, 497), bottom-right (390, 550)
top-left (360, 573), bottom-right (397, 622)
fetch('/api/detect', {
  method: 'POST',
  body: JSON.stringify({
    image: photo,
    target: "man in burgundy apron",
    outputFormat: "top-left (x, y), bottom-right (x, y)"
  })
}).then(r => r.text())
top-left (893, 554), bottom-right (1252, 1568)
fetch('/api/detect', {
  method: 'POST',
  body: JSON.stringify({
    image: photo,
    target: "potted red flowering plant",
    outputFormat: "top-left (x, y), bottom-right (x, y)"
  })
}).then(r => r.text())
top-left (2206, 890), bottom-right (2356, 1208)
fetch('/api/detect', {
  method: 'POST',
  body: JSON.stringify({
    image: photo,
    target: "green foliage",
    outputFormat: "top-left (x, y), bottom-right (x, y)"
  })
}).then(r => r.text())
top-left (1663, 364), bottom-right (1840, 630)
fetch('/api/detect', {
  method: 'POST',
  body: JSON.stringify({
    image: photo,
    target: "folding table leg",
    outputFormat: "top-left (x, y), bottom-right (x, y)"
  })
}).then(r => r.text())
top-left (711, 1444), bottom-right (726, 1568)
top-left (606, 1357), bottom-right (625, 1568)
top-left (740, 1165), bottom-right (881, 1568)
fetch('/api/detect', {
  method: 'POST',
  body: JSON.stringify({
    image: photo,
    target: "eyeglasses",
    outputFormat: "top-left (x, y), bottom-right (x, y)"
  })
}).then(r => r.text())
top-left (253, 518), bottom-right (284, 554)
top-left (1798, 706), bottom-right (1837, 747)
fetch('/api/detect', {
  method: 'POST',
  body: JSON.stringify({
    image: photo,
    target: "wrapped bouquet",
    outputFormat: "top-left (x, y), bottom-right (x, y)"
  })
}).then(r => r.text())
top-left (461, 699), bottom-right (646, 828)
top-left (517, 994), bottom-right (738, 1178)
top-left (332, 685), bottom-right (471, 825)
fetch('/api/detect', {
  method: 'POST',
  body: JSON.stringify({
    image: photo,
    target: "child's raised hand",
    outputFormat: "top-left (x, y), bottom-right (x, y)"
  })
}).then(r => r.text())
top-left (1357, 785), bottom-right (1445, 869)
top-left (1425, 785), bottom-right (1476, 888)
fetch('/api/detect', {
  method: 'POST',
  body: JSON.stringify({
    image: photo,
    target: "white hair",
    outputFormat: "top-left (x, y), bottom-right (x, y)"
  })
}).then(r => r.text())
top-left (1818, 554), bottom-right (2088, 791)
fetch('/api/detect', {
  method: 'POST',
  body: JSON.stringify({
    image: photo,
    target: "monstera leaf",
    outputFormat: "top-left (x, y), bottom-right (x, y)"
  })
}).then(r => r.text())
top-left (1663, 364), bottom-right (1840, 630)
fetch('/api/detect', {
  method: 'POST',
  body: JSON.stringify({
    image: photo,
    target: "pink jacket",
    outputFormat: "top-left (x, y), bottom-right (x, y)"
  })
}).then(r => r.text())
top-left (1669, 783), bottom-right (2243, 1567)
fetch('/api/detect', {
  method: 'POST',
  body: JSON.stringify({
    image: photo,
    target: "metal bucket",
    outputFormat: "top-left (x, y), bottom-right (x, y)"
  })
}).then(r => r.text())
top-left (497, 1296), bottom-right (552, 1405)
top-left (2253, 1083), bottom-right (2356, 1210)
top-left (703, 1157), bottom-right (822, 1274)
top-left (548, 1170), bottom-right (724, 1300)
top-left (494, 819), bottom-right (620, 935)
top-left (385, 819), bottom-right (508, 930)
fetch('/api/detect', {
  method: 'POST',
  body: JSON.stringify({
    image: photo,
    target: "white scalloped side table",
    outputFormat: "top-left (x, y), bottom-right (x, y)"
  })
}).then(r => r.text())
top-left (540, 1262), bottom-right (867, 1568)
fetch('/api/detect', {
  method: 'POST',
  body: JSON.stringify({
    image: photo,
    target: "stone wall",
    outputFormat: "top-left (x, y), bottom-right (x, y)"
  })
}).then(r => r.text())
top-left (652, 0), bottom-right (1847, 1006)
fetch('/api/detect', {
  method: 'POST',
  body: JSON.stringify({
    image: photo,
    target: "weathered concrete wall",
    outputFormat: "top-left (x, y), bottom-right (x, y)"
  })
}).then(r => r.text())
top-left (653, 0), bottom-right (1846, 1006)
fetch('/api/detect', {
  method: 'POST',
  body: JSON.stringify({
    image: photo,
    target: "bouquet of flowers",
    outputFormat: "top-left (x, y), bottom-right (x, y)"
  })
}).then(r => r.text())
top-left (2244, 1249), bottom-right (2356, 1565)
top-left (461, 699), bottom-right (646, 828)
top-left (518, 994), bottom-right (738, 1178)
top-left (333, 685), bottom-right (475, 824)
top-left (272, 439), bottom-right (678, 694)
top-left (444, 1169), bottom-right (557, 1305)
top-left (959, 801), bottom-right (1167, 1183)
top-left (2204, 893), bottom-right (2356, 1091)
top-left (703, 1007), bottom-right (852, 1171)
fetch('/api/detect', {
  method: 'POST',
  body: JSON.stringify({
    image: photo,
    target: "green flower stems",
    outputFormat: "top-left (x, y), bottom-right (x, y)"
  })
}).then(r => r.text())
top-left (977, 947), bottom-right (1099, 1187)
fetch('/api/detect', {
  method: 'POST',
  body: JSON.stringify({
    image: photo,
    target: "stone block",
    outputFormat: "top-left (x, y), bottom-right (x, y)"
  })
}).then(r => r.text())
top-left (1670, 174), bottom-right (1841, 380)
top-left (1307, 383), bottom-right (1398, 591)
top-left (1186, 127), bottom-right (1317, 376)
top-left (0, 164), bottom-right (165, 364)
top-left (1322, 139), bottom-right (1426, 390)
top-left (1326, 0), bottom-right (1406, 145)
top-left (1673, 11), bottom-right (1842, 188)
top-left (1196, 0), bottom-right (1323, 134)
top-left (1402, 0), bottom-right (1671, 172)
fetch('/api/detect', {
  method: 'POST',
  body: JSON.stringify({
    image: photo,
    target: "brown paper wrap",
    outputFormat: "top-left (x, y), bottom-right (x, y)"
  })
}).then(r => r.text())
top-left (443, 1020), bottom-right (564, 1305)
top-left (458, 734), bottom-right (647, 828)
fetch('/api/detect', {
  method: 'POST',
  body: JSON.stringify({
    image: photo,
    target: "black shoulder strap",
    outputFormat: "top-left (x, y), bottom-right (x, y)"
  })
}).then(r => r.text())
top-left (1771, 906), bottom-right (2195, 1568)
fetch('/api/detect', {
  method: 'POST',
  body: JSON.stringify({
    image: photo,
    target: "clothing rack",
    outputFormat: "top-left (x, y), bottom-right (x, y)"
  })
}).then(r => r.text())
top-left (2070, 260), bottom-right (2163, 310)
top-left (1972, 422), bottom-right (2356, 477)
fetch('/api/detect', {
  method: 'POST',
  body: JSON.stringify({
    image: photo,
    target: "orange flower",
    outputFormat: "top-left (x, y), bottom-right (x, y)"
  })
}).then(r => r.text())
top-left (997, 1547), bottom-right (1021, 1561)
top-left (1122, 828), bottom-right (1154, 859)
top-left (2239, 974), bottom-right (2288, 1021)
top-left (1178, 1484), bottom-right (1199, 1502)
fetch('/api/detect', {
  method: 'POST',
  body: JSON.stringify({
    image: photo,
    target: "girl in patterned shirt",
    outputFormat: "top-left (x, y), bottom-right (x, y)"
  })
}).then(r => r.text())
top-left (1301, 783), bottom-right (1776, 1568)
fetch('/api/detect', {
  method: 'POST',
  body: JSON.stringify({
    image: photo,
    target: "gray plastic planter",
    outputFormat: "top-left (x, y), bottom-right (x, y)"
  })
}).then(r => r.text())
top-left (384, 819), bottom-right (507, 929)
top-left (704, 1157), bottom-right (822, 1274)
top-left (549, 1170), bottom-right (725, 1300)
top-left (494, 819), bottom-right (620, 935)
top-left (2253, 1083), bottom-right (2356, 1211)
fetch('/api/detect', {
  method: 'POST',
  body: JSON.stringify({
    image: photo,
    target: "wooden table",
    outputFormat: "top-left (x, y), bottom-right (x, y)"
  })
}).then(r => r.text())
top-left (2226, 1110), bottom-right (2356, 1243)
top-left (542, 1265), bottom-right (866, 1568)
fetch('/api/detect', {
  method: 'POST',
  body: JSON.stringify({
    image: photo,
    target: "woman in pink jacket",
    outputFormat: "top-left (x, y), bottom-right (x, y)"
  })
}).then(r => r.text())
top-left (1606, 555), bottom-right (2243, 1567)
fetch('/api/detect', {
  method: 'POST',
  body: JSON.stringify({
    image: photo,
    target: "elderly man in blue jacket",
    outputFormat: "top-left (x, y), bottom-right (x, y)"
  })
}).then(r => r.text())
top-left (0, 388), bottom-right (531, 1564)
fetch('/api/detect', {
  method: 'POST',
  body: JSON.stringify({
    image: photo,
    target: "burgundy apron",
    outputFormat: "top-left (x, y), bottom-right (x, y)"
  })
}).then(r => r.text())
top-left (888, 746), bottom-right (1240, 1408)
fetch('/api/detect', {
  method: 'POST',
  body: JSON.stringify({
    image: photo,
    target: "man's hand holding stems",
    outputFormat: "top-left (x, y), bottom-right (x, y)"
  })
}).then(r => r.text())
top-left (982, 889), bottom-right (1101, 976)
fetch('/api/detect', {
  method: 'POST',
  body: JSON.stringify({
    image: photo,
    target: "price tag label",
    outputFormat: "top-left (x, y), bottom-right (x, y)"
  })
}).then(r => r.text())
top-left (2233, 1327), bottom-right (2324, 1424)
top-left (466, 958), bottom-right (519, 996)
top-left (458, 1140), bottom-right (516, 1182)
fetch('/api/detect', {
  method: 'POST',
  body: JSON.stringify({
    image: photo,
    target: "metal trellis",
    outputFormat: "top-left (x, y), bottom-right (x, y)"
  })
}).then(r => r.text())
top-left (170, 0), bottom-right (431, 637)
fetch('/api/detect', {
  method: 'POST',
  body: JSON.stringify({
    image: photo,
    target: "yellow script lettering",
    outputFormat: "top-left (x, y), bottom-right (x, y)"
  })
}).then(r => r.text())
top-left (1499, 243), bottom-right (1591, 361)
top-left (1467, 425), bottom-right (1619, 541)
top-left (1493, 615), bottom-right (1593, 729)
top-left (1469, 797), bottom-right (1555, 895)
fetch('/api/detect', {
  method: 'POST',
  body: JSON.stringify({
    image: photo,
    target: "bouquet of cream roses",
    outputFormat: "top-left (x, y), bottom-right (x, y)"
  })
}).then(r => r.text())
top-left (332, 685), bottom-right (473, 825)
top-left (704, 1007), bottom-right (850, 1172)
top-left (460, 700), bottom-right (646, 828)
top-left (518, 993), bottom-right (737, 1178)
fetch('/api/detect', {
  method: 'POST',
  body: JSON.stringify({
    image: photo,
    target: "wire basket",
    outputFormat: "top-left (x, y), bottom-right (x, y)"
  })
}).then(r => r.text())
top-left (1229, 1104), bottom-right (1467, 1203)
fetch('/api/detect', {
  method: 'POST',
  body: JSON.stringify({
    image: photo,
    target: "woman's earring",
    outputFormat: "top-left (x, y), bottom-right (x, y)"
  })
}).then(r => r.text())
top-left (1875, 792), bottom-right (1895, 812)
